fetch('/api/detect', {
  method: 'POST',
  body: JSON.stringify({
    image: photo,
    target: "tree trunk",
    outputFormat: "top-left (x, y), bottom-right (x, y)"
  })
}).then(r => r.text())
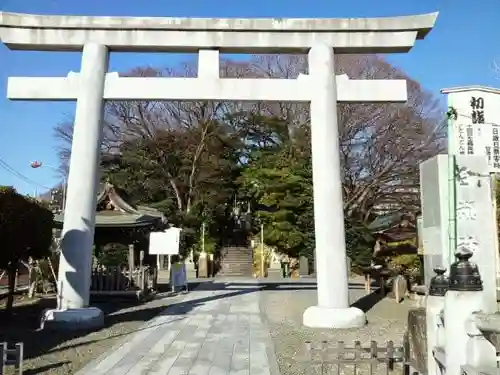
top-left (5, 261), bottom-right (18, 315)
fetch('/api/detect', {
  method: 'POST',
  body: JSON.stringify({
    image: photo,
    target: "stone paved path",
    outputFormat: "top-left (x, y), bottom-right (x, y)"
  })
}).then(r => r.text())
top-left (76, 281), bottom-right (280, 375)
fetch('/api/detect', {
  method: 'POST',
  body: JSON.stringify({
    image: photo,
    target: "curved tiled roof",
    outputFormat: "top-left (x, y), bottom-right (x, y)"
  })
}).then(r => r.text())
top-left (54, 182), bottom-right (165, 228)
top-left (54, 212), bottom-right (163, 228)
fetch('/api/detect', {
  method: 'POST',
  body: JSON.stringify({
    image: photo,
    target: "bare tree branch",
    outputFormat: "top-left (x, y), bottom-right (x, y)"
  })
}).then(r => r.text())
top-left (53, 53), bottom-right (444, 220)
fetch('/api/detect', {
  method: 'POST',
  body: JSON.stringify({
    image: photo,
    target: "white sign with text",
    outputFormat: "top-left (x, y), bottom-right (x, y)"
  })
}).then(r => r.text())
top-left (446, 88), bottom-right (500, 172)
top-left (148, 227), bottom-right (182, 255)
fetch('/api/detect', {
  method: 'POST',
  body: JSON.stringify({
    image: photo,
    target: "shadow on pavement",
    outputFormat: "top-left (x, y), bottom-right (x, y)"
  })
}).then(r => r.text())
top-left (0, 277), bottom-right (378, 370)
top-left (351, 289), bottom-right (386, 313)
top-left (23, 361), bottom-right (71, 375)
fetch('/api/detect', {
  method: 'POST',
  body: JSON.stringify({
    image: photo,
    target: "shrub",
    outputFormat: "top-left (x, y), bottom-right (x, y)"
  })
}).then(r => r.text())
top-left (389, 254), bottom-right (421, 283)
top-left (0, 186), bottom-right (53, 313)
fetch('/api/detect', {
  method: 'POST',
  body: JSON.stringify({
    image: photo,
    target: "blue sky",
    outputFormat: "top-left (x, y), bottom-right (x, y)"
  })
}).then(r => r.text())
top-left (0, 0), bottom-right (498, 195)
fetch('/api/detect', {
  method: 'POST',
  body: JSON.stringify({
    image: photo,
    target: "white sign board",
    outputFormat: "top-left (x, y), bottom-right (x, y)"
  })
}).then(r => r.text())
top-left (445, 87), bottom-right (500, 172)
top-left (148, 227), bottom-right (181, 255)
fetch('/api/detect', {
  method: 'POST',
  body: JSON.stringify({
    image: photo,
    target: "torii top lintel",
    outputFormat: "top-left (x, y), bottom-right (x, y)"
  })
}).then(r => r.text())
top-left (0, 11), bottom-right (438, 53)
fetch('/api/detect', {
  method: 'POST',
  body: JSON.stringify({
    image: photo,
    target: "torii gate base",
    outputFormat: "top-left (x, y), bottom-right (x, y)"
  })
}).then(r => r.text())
top-left (0, 11), bottom-right (437, 330)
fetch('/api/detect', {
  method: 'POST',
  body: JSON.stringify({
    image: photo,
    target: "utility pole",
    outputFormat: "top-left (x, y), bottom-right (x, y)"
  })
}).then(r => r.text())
top-left (201, 222), bottom-right (206, 254)
top-left (260, 223), bottom-right (265, 277)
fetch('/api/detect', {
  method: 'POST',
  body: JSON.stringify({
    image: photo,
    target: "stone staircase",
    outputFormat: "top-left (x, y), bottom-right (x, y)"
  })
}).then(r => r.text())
top-left (217, 246), bottom-right (253, 277)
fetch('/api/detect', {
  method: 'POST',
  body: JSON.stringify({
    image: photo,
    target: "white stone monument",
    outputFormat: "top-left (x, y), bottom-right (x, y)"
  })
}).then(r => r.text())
top-left (441, 86), bottom-right (500, 284)
top-left (420, 154), bottom-right (497, 313)
top-left (454, 155), bottom-right (497, 312)
top-left (0, 11), bottom-right (437, 328)
top-left (420, 155), bottom-right (452, 286)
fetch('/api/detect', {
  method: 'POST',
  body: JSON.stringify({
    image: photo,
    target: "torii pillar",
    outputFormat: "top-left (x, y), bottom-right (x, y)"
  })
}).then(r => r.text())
top-left (0, 11), bottom-right (438, 329)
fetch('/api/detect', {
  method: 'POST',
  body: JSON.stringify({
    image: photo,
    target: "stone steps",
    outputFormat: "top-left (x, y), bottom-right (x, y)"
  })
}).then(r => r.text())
top-left (217, 246), bottom-right (253, 277)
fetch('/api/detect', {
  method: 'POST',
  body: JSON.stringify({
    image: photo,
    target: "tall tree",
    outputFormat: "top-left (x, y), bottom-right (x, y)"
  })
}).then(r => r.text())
top-left (238, 54), bottom-right (445, 222)
top-left (53, 53), bottom-right (444, 253)
top-left (100, 118), bottom-right (242, 250)
top-left (237, 115), bottom-right (375, 262)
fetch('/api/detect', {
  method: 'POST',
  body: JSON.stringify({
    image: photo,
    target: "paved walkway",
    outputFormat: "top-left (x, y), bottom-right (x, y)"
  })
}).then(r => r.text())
top-left (76, 281), bottom-right (280, 375)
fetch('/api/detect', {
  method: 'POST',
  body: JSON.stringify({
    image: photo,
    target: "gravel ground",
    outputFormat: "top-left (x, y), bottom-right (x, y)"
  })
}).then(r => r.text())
top-left (0, 279), bottom-right (416, 375)
top-left (259, 281), bottom-right (415, 375)
top-left (0, 283), bottom-right (196, 375)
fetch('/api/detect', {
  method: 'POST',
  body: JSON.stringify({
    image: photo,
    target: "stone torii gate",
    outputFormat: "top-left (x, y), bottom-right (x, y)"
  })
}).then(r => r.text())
top-left (0, 11), bottom-right (437, 329)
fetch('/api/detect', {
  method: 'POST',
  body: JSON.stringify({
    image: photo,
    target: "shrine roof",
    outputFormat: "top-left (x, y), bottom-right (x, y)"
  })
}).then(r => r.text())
top-left (368, 212), bottom-right (415, 233)
top-left (53, 212), bottom-right (163, 228)
top-left (374, 242), bottom-right (418, 257)
top-left (368, 212), bottom-right (404, 231)
top-left (53, 182), bottom-right (165, 228)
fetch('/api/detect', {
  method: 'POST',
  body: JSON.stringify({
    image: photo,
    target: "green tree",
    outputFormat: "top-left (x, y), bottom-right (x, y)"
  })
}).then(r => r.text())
top-left (54, 56), bottom-right (443, 262)
top-left (0, 187), bottom-right (53, 314)
top-left (236, 114), bottom-right (312, 257)
top-left (241, 149), bottom-right (313, 257)
top-left (100, 118), bottom-right (242, 253)
top-left (345, 219), bottom-right (374, 268)
top-left (238, 115), bottom-right (375, 262)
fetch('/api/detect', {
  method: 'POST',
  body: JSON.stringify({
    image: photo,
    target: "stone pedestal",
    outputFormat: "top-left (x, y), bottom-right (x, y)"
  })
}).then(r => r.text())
top-left (185, 260), bottom-right (197, 280)
top-left (445, 290), bottom-right (483, 375)
top-left (303, 306), bottom-right (366, 329)
top-left (40, 307), bottom-right (104, 330)
top-left (390, 274), bottom-right (408, 302)
top-left (197, 253), bottom-right (208, 278)
top-left (208, 254), bottom-right (214, 277)
top-left (426, 294), bottom-right (445, 375)
top-left (299, 256), bottom-right (309, 276)
top-left (267, 259), bottom-right (282, 279)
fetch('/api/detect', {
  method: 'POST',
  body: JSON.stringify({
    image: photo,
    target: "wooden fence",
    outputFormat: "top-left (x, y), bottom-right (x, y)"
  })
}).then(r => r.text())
top-left (303, 340), bottom-right (416, 375)
top-left (0, 342), bottom-right (23, 375)
top-left (90, 265), bottom-right (157, 300)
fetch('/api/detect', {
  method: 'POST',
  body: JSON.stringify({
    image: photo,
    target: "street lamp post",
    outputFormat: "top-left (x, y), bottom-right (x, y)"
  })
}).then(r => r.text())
top-left (30, 161), bottom-right (67, 211)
